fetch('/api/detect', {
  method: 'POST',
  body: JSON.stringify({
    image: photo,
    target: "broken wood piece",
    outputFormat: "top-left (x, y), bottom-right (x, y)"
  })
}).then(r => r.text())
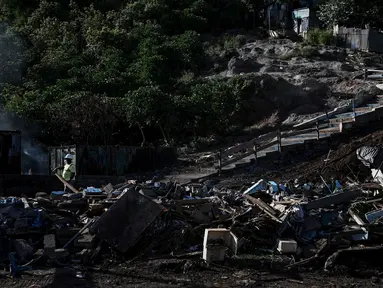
top-left (55, 173), bottom-right (80, 193)
top-left (174, 199), bottom-right (210, 205)
top-left (305, 189), bottom-right (362, 210)
top-left (348, 208), bottom-right (366, 226)
top-left (285, 255), bottom-right (320, 269)
top-left (103, 183), bottom-right (114, 193)
top-left (245, 195), bottom-right (282, 223)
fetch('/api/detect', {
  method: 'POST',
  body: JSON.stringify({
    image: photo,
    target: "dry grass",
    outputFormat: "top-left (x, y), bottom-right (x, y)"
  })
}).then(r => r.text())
top-left (243, 111), bottom-right (280, 132)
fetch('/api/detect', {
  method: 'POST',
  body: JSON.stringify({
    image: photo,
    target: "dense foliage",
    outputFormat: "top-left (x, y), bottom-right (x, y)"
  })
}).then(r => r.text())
top-left (1, 0), bottom-right (380, 146)
top-left (318, 0), bottom-right (383, 29)
top-left (0, 0), bottom-right (280, 146)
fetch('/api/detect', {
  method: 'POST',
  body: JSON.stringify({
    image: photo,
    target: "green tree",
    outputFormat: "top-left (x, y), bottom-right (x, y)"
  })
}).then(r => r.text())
top-left (318, 0), bottom-right (383, 28)
top-left (1, 0), bottom-right (285, 146)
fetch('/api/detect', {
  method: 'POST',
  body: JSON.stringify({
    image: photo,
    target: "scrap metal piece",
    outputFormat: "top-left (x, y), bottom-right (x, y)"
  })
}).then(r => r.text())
top-left (90, 189), bottom-right (165, 252)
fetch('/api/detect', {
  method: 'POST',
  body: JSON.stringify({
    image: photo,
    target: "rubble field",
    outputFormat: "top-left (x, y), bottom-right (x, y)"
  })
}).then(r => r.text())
top-left (3, 121), bottom-right (383, 287)
top-left (3, 124), bottom-right (383, 287)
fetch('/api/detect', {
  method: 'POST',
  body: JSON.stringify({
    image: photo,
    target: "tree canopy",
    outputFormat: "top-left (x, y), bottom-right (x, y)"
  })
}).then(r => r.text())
top-left (0, 0), bottom-right (282, 146)
top-left (318, 0), bottom-right (383, 29)
top-left (1, 0), bottom-right (380, 146)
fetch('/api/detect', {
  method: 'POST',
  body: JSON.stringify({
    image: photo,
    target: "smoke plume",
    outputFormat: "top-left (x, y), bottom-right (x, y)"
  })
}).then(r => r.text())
top-left (0, 23), bottom-right (49, 174)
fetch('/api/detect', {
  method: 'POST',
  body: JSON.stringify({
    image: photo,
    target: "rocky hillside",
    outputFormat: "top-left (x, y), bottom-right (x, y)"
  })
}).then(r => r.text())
top-left (207, 37), bottom-right (380, 131)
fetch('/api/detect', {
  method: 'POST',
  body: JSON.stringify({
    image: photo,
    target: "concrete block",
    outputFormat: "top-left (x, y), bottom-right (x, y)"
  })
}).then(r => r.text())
top-left (277, 239), bottom-right (297, 254)
top-left (74, 233), bottom-right (96, 249)
top-left (44, 234), bottom-right (56, 257)
top-left (44, 234), bottom-right (56, 251)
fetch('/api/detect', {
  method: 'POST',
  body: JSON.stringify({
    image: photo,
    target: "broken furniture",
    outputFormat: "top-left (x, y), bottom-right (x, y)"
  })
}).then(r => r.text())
top-left (203, 228), bottom-right (238, 262)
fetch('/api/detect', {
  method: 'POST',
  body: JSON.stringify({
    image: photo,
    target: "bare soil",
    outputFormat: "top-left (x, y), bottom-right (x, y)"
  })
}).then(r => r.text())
top-left (1, 258), bottom-right (381, 288)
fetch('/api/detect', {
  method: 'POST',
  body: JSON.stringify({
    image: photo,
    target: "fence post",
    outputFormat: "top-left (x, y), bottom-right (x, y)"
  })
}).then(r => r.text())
top-left (277, 129), bottom-right (281, 153)
top-left (218, 149), bottom-right (222, 174)
top-left (364, 68), bottom-right (367, 81)
top-left (316, 121), bottom-right (320, 140)
top-left (253, 143), bottom-right (258, 166)
top-left (339, 120), bottom-right (343, 133)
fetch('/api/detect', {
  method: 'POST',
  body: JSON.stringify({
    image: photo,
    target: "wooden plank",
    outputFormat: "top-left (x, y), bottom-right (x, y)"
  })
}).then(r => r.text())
top-left (257, 139), bottom-right (279, 152)
top-left (329, 116), bottom-right (355, 123)
top-left (220, 150), bottom-right (254, 167)
top-left (55, 173), bottom-right (80, 193)
top-left (221, 131), bottom-right (278, 157)
top-left (174, 199), bottom-right (210, 205)
top-left (367, 75), bottom-right (383, 79)
top-left (320, 127), bottom-right (340, 133)
top-left (244, 195), bottom-right (282, 223)
top-left (368, 69), bottom-right (383, 73)
top-left (281, 127), bottom-right (317, 138)
top-left (220, 140), bottom-right (279, 168)
top-left (221, 140), bottom-right (255, 156)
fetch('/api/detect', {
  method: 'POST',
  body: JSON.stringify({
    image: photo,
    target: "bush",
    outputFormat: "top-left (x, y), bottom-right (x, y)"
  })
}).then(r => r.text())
top-left (223, 35), bottom-right (247, 51)
top-left (299, 45), bottom-right (319, 57)
top-left (279, 45), bottom-right (319, 60)
top-left (306, 29), bottom-right (334, 45)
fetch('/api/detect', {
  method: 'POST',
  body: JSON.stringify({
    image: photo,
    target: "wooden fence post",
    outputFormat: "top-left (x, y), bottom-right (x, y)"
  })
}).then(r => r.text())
top-left (339, 120), bottom-right (343, 133)
top-left (253, 143), bottom-right (258, 166)
top-left (218, 149), bottom-right (222, 174)
top-left (277, 129), bottom-right (281, 153)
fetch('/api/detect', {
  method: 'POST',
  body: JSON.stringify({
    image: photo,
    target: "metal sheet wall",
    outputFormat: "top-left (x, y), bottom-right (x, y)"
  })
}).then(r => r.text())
top-left (336, 27), bottom-right (370, 51)
top-left (49, 145), bottom-right (177, 176)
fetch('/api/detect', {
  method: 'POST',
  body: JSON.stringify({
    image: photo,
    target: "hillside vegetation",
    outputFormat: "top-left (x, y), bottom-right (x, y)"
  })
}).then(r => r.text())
top-left (0, 0), bottom-right (382, 146)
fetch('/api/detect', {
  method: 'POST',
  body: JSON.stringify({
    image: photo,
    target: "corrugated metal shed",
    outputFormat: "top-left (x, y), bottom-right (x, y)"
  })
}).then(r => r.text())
top-left (335, 26), bottom-right (383, 53)
top-left (49, 145), bottom-right (177, 176)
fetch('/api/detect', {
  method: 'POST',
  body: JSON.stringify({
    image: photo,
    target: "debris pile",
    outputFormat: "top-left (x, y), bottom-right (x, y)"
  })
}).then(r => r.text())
top-left (2, 146), bottom-right (383, 276)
